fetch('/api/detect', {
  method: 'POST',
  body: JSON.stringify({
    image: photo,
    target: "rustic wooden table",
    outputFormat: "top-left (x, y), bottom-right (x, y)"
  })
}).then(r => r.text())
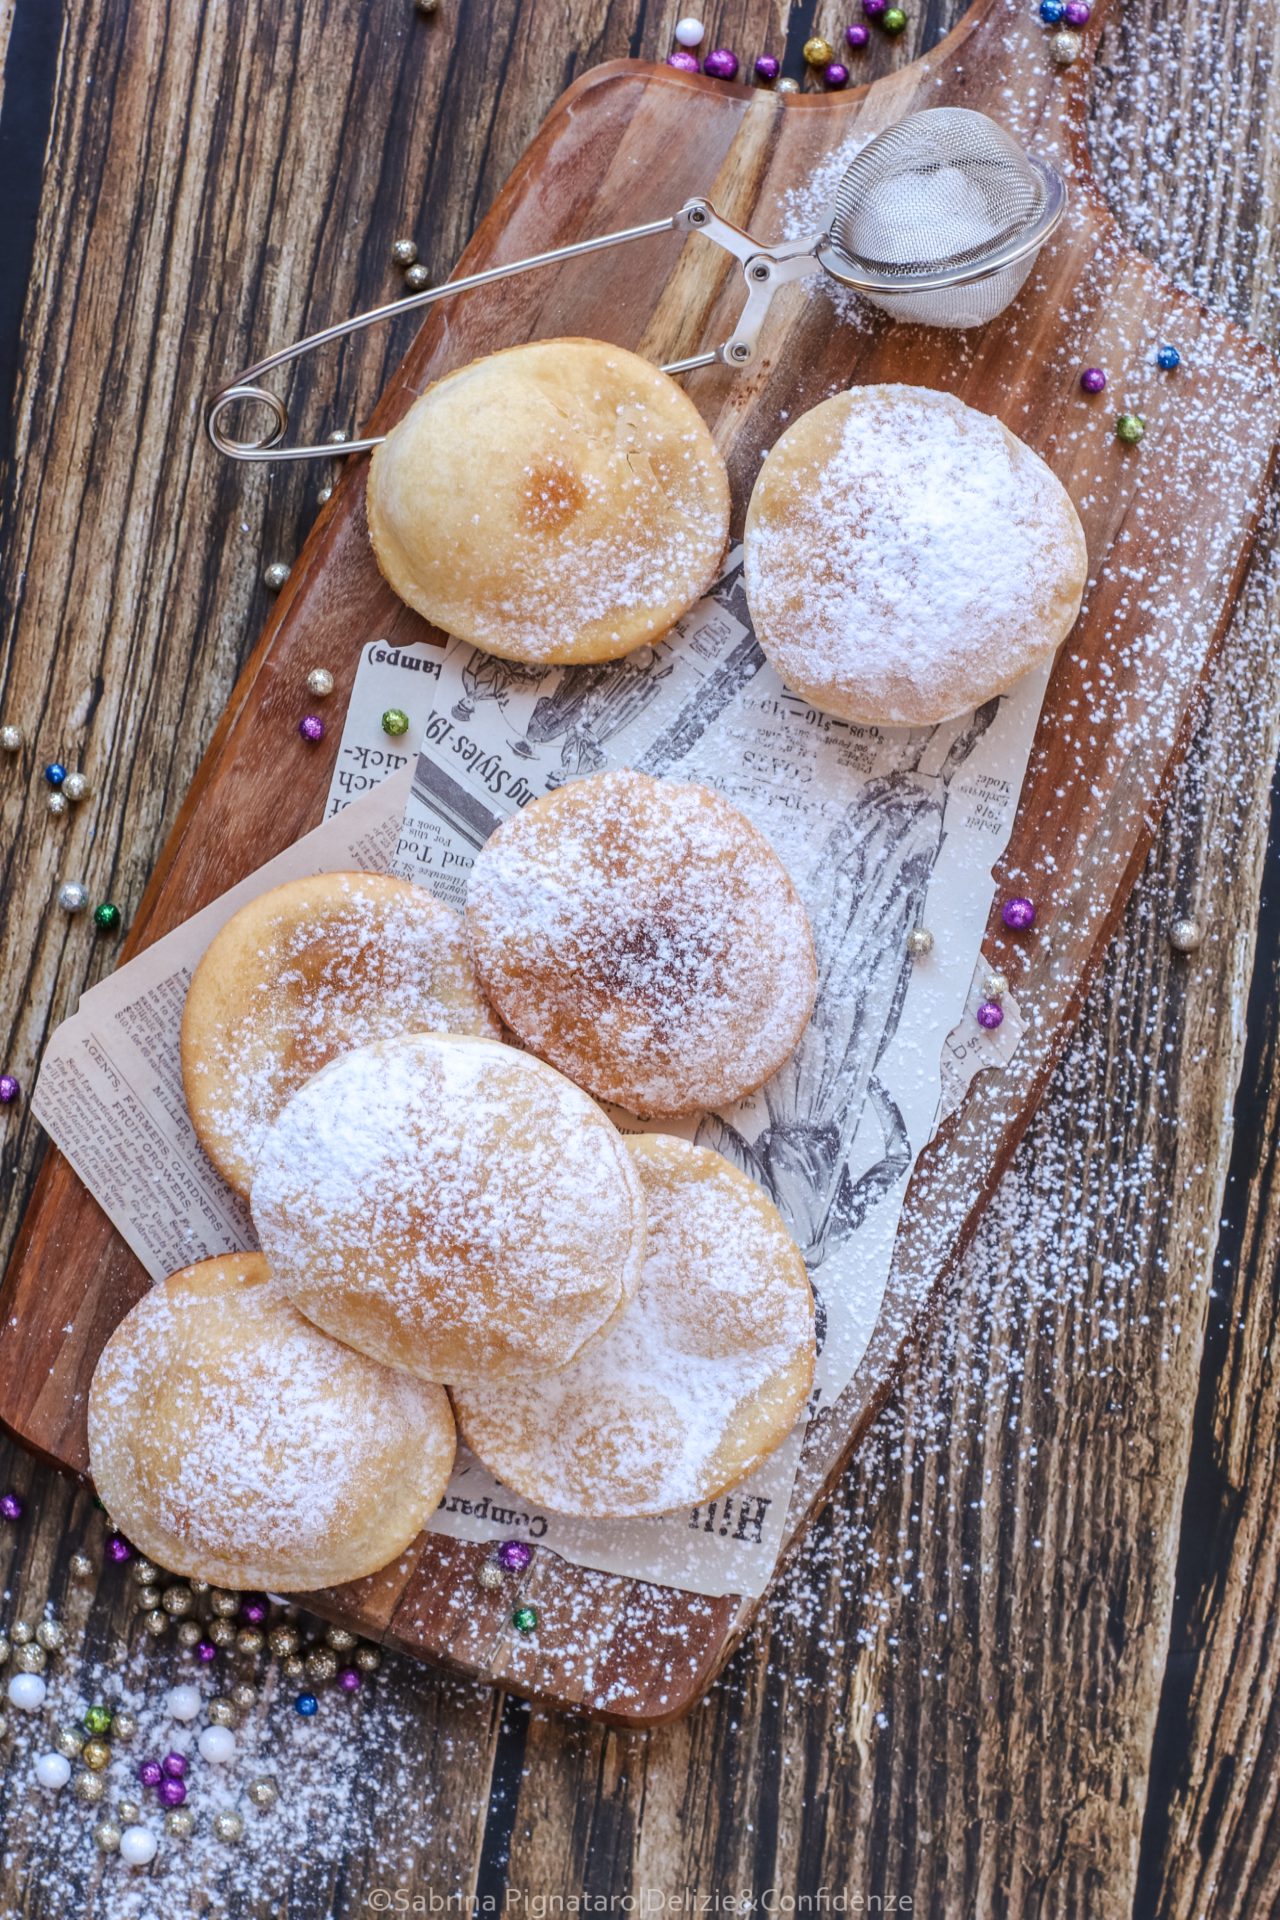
top-left (1, 1), bottom-right (1278, 1914)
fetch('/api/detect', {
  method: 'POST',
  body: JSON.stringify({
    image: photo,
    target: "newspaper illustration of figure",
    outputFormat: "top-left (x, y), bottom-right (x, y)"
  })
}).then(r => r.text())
top-left (699, 700), bottom-right (1001, 1295)
top-left (516, 648), bottom-right (677, 776)
top-left (451, 653), bottom-right (548, 725)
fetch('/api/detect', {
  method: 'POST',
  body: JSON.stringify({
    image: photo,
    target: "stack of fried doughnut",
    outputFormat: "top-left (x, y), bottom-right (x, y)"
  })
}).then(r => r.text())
top-left (90, 353), bottom-right (1088, 1592)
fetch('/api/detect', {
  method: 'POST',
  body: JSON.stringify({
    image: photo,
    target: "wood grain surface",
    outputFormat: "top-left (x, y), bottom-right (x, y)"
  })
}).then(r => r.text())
top-left (1, 0), bottom-right (1278, 1912)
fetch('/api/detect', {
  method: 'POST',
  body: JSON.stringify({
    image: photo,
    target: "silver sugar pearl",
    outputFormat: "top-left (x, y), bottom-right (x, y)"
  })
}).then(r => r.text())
top-left (268, 1626), bottom-right (299, 1658)
top-left (353, 1646), bottom-right (381, 1673)
top-left (0, 724), bottom-right (24, 752)
top-left (316, 484), bottom-right (333, 505)
top-left (69, 1553), bottom-right (94, 1579)
top-left (207, 1696), bottom-right (237, 1727)
top-left (214, 1810), bottom-right (245, 1844)
top-left (112, 1710), bottom-right (137, 1742)
top-left (1169, 916), bottom-right (1203, 953)
top-left (58, 880), bottom-right (89, 913)
top-left (35, 1619), bottom-right (65, 1652)
top-left (282, 1654), bottom-right (306, 1681)
top-left (143, 1608), bottom-right (169, 1636)
top-left (1049, 28), bottom-right (1081, 63)
top-left (55, 1727), bottom-right (85, 1759)
top-left (10, 1622), bottom-right (33, 1645)
top-left (236, 1627), bottom-right (265, 1656)
top-left (404, 262), bottom-right (431, 293)
top-left (326, 428), bottom-right (350, 445)
top-left (117, 1798), bottom-right (143, 1825)
top-left (73, 1772), bottom-right (105, 1804)
top-left (62, 771), bottom-right (89, 803)
top-left (166, 1806), bottom-right (196, 1839)
top-left (209, 1620), bottom-right (237, 1647)
top-left (306, 668), bottom-right (335, 700)
top-left (231, 1681), bottom-right (257, 1710)
top-left (131, 1558), bottom-right (160, 1584)
top-left (93, 1820), bottom-right (122, 1853)
top-left (905, 927), bottom-right (934, 958)
top-left (14, 1645), bottom-right (46, 1674)
top-left (476, 1562), bottom-right (504, 1592)
top-left (391, 238), bottom-right (419, 267)
top-left (263, 561), bottom-right (291, 591)
top-left (247, 1776), bottom-right (279, 1808)
top-left (176, 1620), bottom-right (203, 1648)
top-left (135, 1585), bottom-right (161, 1612)
top-left (47, 792), bottom-right (69, 817)
top-left (983, 969), bottom-right (1009, 1000)
top-left (324, 1626), bottom-right (357, 1652)
top-left (210, 1589), bottom-right (240, 1617)
top-left (775, 76), bottom-right (800, 93)
top-left (162, 1585), bottom-right (193, 1616)
top-left (190, 1580), bottom-right (210, 1594)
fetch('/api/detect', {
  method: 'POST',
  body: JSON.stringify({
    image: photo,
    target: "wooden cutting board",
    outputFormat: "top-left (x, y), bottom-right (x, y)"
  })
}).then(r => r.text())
top-left (1, 0), bottom-right (1276, 1727)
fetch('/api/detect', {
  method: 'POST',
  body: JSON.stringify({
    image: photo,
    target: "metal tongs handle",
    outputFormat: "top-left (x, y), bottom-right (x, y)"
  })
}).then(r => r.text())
top-left (206, 200), bottom-right (820, 463)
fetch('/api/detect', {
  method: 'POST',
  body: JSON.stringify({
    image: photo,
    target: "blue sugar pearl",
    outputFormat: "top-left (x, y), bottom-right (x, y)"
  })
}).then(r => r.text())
top-left (44, 762), bottom-right (67, 788)
top-left (1157, 343), bottom-right (1181, 370)
top-left (1039, 0), bottom-right (1065, 20)
top-left (294, 1692), bottom-right (319, 1717)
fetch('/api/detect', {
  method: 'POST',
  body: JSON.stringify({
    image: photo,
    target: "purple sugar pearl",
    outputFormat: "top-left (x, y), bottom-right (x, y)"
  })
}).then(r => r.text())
top-left (107, 1531), bottom-right (133, 1563)
top-left (753, 54), bottom-right (780, 81)
top-left (239, 1595), bottom-right (269, 1626)
top-left (976, 1001), bottom-right (1005, 1030)
top-left (162, 1751), bottom-right (188, 1779)
top-left (1063, 1), bottom-right (1090, 22)
top-left (1001, 895), bottom-right (1037, 931)
top-left (196, 1639), bottom-right (219, 1663)
top-left (0, 1074), bottom-right (20, 1105)
top-left (298, 714), bottom-right (325, 743)
top-left (702, 48), bottom-right (739, 80)
top-left (497, 1539), bottom-right (532, 1573)
top-left (0, 1492), bottom-right (23, 1522)
top-left (158, 1778), bottom-right (188, 1809)
top-left (138, 1759), bottom-right (164, 1789)
top-left (1080, 366), bottom-right (1106, 393)
top-left (338, 1667), bottom-right (362, 1693)
top-left (824, 60), bottom-right (850, 87)
top-left (667, 49), bottom-right (699, 71)
top-left (845, 22), bottom-right (871, 46)
top-left (863, 0), bottom-right (889, 17)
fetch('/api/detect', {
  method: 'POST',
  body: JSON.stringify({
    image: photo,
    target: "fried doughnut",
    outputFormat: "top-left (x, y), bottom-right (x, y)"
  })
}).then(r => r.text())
top-left (251, 1032), bottom-right (647, 1386)
top-left (181, 872), bottom-right (499, 1196)
top-left (453, 1134), bottom-right (815, 1519)
top-left (366, 338), bottom-right (731, 666)
top-left (464, 768), bottom-right (817, 1117)
top-left (87, 1254), bottom-right (456, 1592)
top-left (743, 384), bottom-right (1089, 727)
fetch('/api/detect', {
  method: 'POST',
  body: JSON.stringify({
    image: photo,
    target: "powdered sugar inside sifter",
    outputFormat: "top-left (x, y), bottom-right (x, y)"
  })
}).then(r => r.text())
top-left (208, 106), bottom-right (1065, 462)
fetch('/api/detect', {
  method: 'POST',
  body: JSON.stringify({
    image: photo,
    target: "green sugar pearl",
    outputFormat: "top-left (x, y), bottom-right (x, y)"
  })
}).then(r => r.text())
top-left (883, 7), bottom-right (908, 30)
top-left (83, 1705), bottom-right (113, 1737)
top-left (512, 1605), bottom-right (539, 1634)
top-left (381, 708), bottom-right (410, 738)
top-left (93, 902), bottom-right (121, 933)
top-left (1115, 412), bottom-right (1145, 444)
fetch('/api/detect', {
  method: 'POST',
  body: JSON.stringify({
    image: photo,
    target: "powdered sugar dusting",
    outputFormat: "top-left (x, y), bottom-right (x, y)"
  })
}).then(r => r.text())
top-left (251, 1034), bottom-right (645, 1384)
top-left (465, 769), bottom-right (818, 1116)
top-left (454, 1138), bottom-right (815, 1517)
top-left (743, 384), bottom-right (1087, 728)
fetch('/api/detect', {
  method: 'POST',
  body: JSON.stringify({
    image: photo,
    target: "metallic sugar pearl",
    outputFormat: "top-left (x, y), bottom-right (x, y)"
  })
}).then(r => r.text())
top-left (976, 1001), bottom-right (1005, 1030)
top-left (35, 1620), bottom-right (64, 1652)
top-left (210, 1590), bottom-right (239, 1616)
top-left (263, 562), bottom-right (291, 591)
top-left (0, 1076), bottom-right (19, 1105)
top-left (753, 55), bottom-right (780, 82)
top-left (94, 902), bottom-right (122, 933)
top-left (702, 48), bottom-right (739, 79)
top-left (1048, 28), bottom-right (1081, 63)
top-left (1080, 366), bottom-right (1106, 393)
top-left (299, 714), bottom-right (325, 743)
top-left (667, 50), bottom-right (699, 71)
top-left (44, 763), bottom-right (67, 788)
top-left (906, 927), bottom-right (934, 957)
top-left (62, 771), bottom-right (89, 802)
top-left (1001, 896), bottom-right (1036, 931)
top-left (381, 708), bottom-right (410, 737)
top-left (882, 8), bottom-right (908, 31)
top-left (1116, 412), bottom-right (1145, 444)
top-left (1157, 343), bottom-right (1181, 370)
top-left (512, 1605), bottom-right (539, 1634)
top-left (391, 238), bottom-right (419, 267)
top-left (306, 668), bottom-right (335, 699)
top-left (983, 969), bottom-right (1009, 999)
top-left (0, 1492), bottom-right (23, 1519)
top-left (824, 61), bottom-right (849, 86)
top-left (803, 35), bottom-right (834, 65)
top-left (70, 1552), bottom-right (94, 1579)
top-left (477, 1562), bottom-right (504, 1592)
top-left (405, 263), bottom-right (432, 292)
top-left (215, 1810), bottom-right (245, 1844)
top-left (248, 1777), bottom-right (279, 1809)
top-left (0, 725), bottom-right (24, 752)
top-left (58, 881), bottom-right (89, 913)
top-left (1169, 916), bottom-right (1203, 953)
top-left (498, 1539), bottom-right (532, 1572)
top-left (845, 22), bottom-right (870, 47)
top-left (166, 1807), bottom-right (196, 1838)
top-left (46, 792), bottom-right (68, 817)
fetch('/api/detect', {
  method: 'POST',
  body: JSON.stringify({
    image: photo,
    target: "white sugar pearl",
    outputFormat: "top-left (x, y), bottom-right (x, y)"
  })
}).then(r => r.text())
top-left (198, 1723), bottom-right (236, 1764)
top-left (8, 1672), bottom-right (47, 1711)
top-left (35, 1752), bottom-right (71, 1790)
top-left (119, 1826), bottom-right (158, 1867)
top-left (674, 16), bottom-right (704, 46)
top-left (167, 1683), bottom-right (202, 1722)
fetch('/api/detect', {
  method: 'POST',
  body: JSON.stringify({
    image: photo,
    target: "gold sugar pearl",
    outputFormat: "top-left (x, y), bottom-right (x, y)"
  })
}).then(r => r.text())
top-left (325, 1626), bottom-right (357, 1653)
top-left (112, 1711), bottom-right (137, 1741)
top-left (236, 1628), bottom-right (265, 1655)
top-left (143, 1609), bottom-right (168, 1636)
top-left (35, 1620), bottom-right (65, 1652)
top-left (282, 1654), bottom-right (306, 1681)
top-left (176, 1620), bottom-right (203, 1648)
top-left (130, 1557), bottom-right (159, 1585)
top-left (231, 1682), bottom-right (257, 1710)
top-left (353, 1646), bottom-right (381, 1673)
top-left (209, 1620), bottom-right (237, 1647)
top-left (306, 1647), bottom-right (338, 1682)
top-left (269, 1626), bottom-right (300, 1658)
top-left (73, 1772), bottom-right (105, 1804)
top-left (82, 1737), bottom-right (111, 1770)
top-left (162, 1585), bottom-right (193, 1616)
top-left (248, 1777), bottom-right (279, 1809)
top-left (207, 1697), bottom-right (237, 1727)
top-left (803, 36), bottom-right (834, 66)
top-left (210, 1589), bottom-right (240, 1617)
